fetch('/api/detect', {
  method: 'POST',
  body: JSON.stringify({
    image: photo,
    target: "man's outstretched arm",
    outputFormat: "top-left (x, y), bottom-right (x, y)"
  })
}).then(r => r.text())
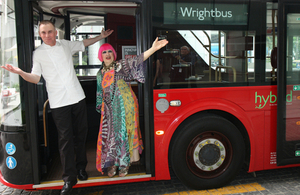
top-left (83, 28), bottom-right (114, 47)
top-left (1, 64), bottom-right (40, 84)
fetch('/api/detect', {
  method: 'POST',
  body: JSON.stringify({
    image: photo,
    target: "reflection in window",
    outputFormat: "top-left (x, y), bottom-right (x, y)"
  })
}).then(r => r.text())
top-left (70, 15), bottom-right (105, 77)
top-left (286, 13), bottom-right (300, 85)
top-left (0, 0), bottom-right (22, 126)
top-left (71, 33), bottom-right (104, 76)
top-left (266, 3), bottom-right (278, 83)
top-left (33, 12), bottom-right (42, 48)
top-left (285, 13), bottom-right (300, 142)
top-left (153, 30), bottom-right (255, 88)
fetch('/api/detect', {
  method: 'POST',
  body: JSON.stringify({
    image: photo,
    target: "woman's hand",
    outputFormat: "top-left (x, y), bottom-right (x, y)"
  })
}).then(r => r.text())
top-left (152, 37), bottom-right (169, 52)
top-left (144, 37), bottom-right (169, 61)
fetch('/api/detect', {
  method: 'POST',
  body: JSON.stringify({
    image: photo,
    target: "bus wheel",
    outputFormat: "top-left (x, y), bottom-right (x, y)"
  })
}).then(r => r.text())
top-left (170, 114), bottom-right (245, 190)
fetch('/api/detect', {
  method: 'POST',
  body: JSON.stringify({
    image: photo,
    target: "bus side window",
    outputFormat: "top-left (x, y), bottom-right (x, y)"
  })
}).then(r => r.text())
top-left (154, 30), bottom-right (256, 88)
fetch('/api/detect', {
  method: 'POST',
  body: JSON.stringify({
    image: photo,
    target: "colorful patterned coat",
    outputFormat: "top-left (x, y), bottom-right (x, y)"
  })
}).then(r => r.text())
top-left (96, 54), bottom-right (145, 173)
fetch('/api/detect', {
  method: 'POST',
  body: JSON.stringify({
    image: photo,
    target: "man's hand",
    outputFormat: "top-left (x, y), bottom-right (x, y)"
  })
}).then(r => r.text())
top-left (100, 28), bottom-right (114, 39)
top-left (1, 64), bottom-right (40, 84)
top-left (83, 28), bottom-right (114, 47)
top-left (1, 64), bottom-right (22, 74)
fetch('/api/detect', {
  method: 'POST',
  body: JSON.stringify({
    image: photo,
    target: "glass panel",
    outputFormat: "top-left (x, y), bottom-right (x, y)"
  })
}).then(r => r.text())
top-left (70, 14), bottom-right (105, 76)
top-left (0, 0), bottom-right (22, 126)
top-left (285, 13), bottom-right (300, 141)
top-left (71, 34), bottom-right (104, 76)
top-left (71, 34), bottom-right (89, 67)
top-left (153, 30), bottom-right (255, 88)
top-left (265, 3), bottom-right (278, 82)
top-left (75, 68), bottom-right (99, 77)
top-left (33, 12), bottom-right (42, 48)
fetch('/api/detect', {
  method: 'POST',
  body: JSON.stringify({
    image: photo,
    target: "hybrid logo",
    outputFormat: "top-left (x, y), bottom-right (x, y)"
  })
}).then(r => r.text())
top-left (180, 7), bottom-right (233, 21)
top-left (255, 91), bottom-right (292, 109)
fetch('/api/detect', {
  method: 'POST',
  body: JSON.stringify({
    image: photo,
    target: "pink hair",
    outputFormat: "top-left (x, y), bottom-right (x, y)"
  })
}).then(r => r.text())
top-left (98, 43), bottom-right (117, 62)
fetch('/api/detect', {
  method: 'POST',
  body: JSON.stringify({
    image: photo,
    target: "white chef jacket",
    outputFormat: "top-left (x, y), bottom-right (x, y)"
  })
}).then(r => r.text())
top-left (32, 40), bottom-right (85, 109)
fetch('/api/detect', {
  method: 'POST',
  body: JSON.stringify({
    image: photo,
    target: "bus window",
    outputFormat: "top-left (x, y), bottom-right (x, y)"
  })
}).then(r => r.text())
top-left (0, 0), bottom-right (22, 126)
top-left (286, 13), bottom-right (300, 85)
top-left (70, 14), bottom-right (105, 77)
top-left (154, 30), bottom-right (255, 88)
top-left (285, 13), bottom-right (300, 141)
top-left (33, 11), bottom-right (42, 49)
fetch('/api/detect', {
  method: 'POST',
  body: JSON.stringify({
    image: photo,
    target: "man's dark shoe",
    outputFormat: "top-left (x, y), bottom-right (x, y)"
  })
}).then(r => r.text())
top-left (77, 169), bottom-right (88, 180)
top-left (60, 180), bottom-right (77, 195)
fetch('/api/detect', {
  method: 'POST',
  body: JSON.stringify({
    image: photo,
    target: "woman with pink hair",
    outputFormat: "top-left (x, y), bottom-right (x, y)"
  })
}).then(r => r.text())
top-left (96, 38), bottom-right (168, 177)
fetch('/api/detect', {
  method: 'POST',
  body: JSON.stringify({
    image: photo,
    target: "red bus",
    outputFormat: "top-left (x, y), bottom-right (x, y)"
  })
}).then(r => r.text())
top-left (0, 0), bottom-right (299, 191)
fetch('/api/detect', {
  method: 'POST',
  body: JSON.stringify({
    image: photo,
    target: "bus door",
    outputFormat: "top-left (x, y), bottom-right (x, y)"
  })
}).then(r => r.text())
top-left (277, 0), bottom-right (300, 166)
top-left (31, 0), bottom-right (151, 186)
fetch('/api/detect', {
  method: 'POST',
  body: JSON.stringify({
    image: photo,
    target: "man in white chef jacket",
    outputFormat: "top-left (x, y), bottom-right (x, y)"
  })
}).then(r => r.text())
top-left (1, 20), bottom-right (113, 195)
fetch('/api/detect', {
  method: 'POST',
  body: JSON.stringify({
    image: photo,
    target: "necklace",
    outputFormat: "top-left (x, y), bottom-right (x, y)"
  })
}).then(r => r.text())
top-left (103, 61), bottom-right (115, 72)
top-left (101, 62), bottom-right (117, 102)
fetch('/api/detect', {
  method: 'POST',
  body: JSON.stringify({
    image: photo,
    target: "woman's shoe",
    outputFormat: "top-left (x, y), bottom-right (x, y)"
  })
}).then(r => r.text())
top-left (107, 165), bottom-right (117, 178)
top-left (119, 166), bottom-right (129, 177)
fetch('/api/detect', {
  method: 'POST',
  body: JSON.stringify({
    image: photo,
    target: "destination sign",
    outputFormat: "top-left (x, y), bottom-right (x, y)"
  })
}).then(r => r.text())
top-left (164, 3), bottom-right (248, 25)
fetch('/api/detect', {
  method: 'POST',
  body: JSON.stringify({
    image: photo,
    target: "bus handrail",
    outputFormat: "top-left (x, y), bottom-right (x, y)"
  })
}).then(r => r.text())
top-left (190, 30), bottom-right (238, 59)
top-left (190, 30), bottom-right (240, 82)
top-left (43, 99), bottom-right (49, 147)
top-left (189, 31), bottom-right (254, 60)
top-left (215, 66), bottom-right (236, 82)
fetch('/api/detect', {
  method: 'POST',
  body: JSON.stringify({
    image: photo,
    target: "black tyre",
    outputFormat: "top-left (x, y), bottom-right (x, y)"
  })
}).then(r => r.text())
top-left (170, 114), bottom-right (245, 189)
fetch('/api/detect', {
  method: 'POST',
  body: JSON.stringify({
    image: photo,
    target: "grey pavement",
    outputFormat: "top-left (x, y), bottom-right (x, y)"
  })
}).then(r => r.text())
top-left (1, 166), bottom-right (300, 194)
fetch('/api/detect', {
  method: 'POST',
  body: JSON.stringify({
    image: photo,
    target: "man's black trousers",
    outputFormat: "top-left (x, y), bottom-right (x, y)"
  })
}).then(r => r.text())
top-left (51, 99), bottom-right (88, 182)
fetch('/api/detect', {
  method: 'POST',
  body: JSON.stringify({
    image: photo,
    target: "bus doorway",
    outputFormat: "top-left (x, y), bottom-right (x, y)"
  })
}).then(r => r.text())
top-left (30, 0), bottom-right (151, 188)
top-left (277, 0), bottom-right (300, 166)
